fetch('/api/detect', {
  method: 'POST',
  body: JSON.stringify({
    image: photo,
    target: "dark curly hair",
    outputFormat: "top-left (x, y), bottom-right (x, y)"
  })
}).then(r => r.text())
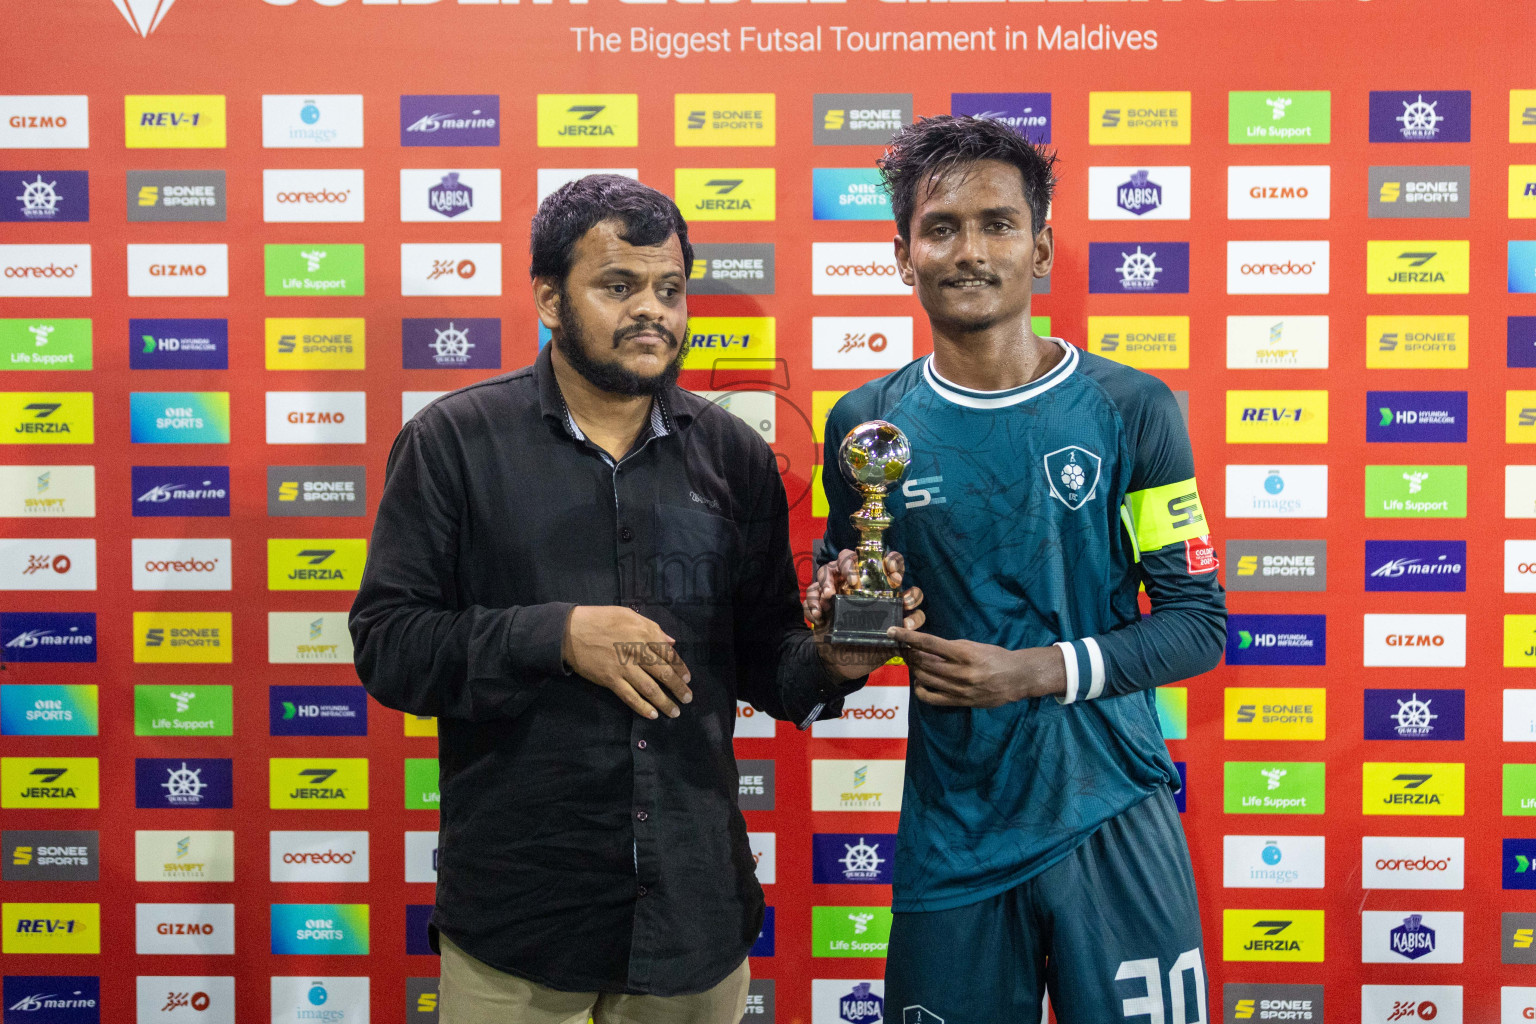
top-left (877, 115), bottom-right (1058, 242)
top-left (529, 174), bottom-right (693, 283)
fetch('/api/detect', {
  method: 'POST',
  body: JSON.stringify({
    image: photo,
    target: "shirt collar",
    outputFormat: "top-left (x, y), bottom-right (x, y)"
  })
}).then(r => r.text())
top-left (922, 336), bottom-right (1078, 410)
top-left (534, 339), bottom-right (687, 443)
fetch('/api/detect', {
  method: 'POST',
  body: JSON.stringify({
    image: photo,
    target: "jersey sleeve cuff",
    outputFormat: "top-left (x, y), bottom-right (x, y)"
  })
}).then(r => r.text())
top-left (1053, 637), bottom-right (1106, 704)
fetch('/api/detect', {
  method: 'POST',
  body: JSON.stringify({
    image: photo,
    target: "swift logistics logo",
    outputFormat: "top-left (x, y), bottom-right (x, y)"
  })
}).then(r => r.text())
top-left (811, 760), bottom-right (904, 812)
top-left (0, 612), bottom-right (95, 663)
top-left (134, 685), bottom-right (233, 737)
top-left (1225, 540), bottom-right (1326, 592)
top-left (689, 243), bottom-right (774, 296)
top-left (269, 904), bottom-right (370, 955)
top-left (1225, 316), bottom-right (1328, 369)
top-left (951, 93), bottom-right (1051, 143)
top-left (2, 904), bottom-right (100, 955)
top-left (265, 318), bottom-right (365, 370)
top-left (2, 830), bottom-right (99, 881)
top-left (129, 392), bottom-right (229, 444)
top-left (1221, 910), bottom-right (1324, 962)
top-left (1228, 91), bottom-right (1330, 144)
top-left (268, 612), bottom-right (353, 665)
top-left (132, 465), bottom-right (229, 516)
top-left (536, 94), bottom-right (636, 147)
top-left (675, 94), bottom-right (774, 146)
top-left (0, 95), bottom-right (90, 149)
top-left (134, 758), bottom-right (232, 809)
top-left (267, 466), bottom-right (365, 517)
top-left (267, 539), bottom-right (366, 591)
top-left (1366, 391), bottom-right (1466, 442)
top-left (269, 758), bottom-right (369, 810)
top-left (1224, 688), bottom-right (1325, 740)
top-left (1367, 314), bottom-right (1467, 369)
top-left (1225, 390), bottom-right (1328, 443)
top-left (0, 758), bottom-right (99, 809)
top-left (1086, 316), bottom-right (1188, 369)
top-left (1089, 91), bottom-right (1189, 145)
top-left (1364, 465), bottom-right (1466, 518)
top-left (264, 244), bottom-right (364, 297)
top-left (1225, 614), bottom-right (1326, 666)
top-left (126, 243), bottom-right (227, 297)
top-left (1087, 242), bottom-right (1189, 293)
top-left (0, 685), bottom-right (98, 737)
top-left (815, 93), bottom-right (910, 145)
top-left (1364, 689), bottom-right (1465, 741)
top-left (1, 318), bottom-right (92, 371)
top-left (1363, 762), bottom-right (1465, 816)
top-left (269, 686), bottom-right (368, 737)
top-left (262, 94), bottom-right (364, 148)
top-left (675, 169), bottom-right (775, 222)
top-left (1368, 90), bottom-right (1471, 142)
top-left (1366, 241), bottom-right (1470, 294)
top-left (1087, 166), bottom-right (1191, 220)
top-left (812, 168), bottom-right (889, 221)
top-left (131, 318), bottom-right (227, 370)
top-left (1370, 165), bottom-right (1470, 219)
top-left (133, 830), bottom-right (235, 882)
top-left (402, 95), bottom-right (499, 146)
top-left (2, 171), bottom-right (88, 223)
top-left (0, 464), bottom-right (94, 518)
top-left (133, 611), bottom-right (232, 664)
top-left (127, 169), bottom-right (225, 222)
top-left (1364, 540), bottom-right (1465, 592)
top-left (402, 318), bottom-right (500, 369)
top-left (124, 95), bottom-right (226, 149)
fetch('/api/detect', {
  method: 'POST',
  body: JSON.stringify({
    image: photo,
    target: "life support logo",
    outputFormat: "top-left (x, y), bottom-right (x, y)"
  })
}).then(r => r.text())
top-left (1043, 446), bottom-right (1101, 511)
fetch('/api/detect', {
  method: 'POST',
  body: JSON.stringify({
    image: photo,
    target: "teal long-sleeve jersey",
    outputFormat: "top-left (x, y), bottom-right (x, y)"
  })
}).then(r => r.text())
top-left (817, 339), bottom-right (1227, 913)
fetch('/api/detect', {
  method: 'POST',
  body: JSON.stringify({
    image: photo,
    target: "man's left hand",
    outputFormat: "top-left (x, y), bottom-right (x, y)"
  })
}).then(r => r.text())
top-left (887, 628), bottom-right (1067, 707)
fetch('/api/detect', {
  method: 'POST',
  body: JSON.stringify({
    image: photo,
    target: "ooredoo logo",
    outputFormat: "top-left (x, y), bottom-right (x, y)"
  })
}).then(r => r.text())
top-left (1226, 241), bottom-right (1329, 295)
top-left (811, 242), bottom-right (910, 297)
top-left (269, 831), bottom-right (370, 882)
top-left (263, 169), bottom-right (365, 223)
top-left (282, 849), bottom-right (355, 864)
top-left (131, 539), bottom-right (232, 592)
top-left (1362, 836), bottom-right (1464, 889)
top-left (812, 686), bottom-right (907, 738)
top-left (0, 245), bottom-right (92, 297)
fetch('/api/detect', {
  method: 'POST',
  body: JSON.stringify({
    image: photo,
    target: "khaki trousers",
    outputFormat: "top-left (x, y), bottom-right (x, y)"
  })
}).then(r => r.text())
top-left (439, 933), bottom-right (751, 1024)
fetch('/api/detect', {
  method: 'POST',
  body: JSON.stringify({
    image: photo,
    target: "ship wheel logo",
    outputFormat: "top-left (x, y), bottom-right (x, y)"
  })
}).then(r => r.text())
top-left (430, 322), bottom-right (475, 365)
top-left (839, 837), bottom-right (886, 879)
top-left (162, 762), bottom-right (206, 804)
top-left (1396, 95), bottom-right (1444, 139)
top-left (1116, 246), bottom-right (1162, 291)
top-left (16, 175), bottom-right (61, 219)
top-left (1390, 692), bottom-right (1437, 738)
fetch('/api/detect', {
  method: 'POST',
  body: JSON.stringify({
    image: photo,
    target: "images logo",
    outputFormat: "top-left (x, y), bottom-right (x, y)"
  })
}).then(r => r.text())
top-left (270, 686), bottom-right (367, 737)
top-left (400, 243), bottom-right (502, 296)
top-left (0, 244), bottom-right (92, 298)
top-left (689, 243), bottom-right (775, 296)
top-left (1221, 835), bottom-right (1325, 888)
top-left (1225, 390), bottom-right (1328, 443)
top-left (2, 171), bottom-right (88, 223)
top-left (126, 243), bottom-right (227, 297)
top-left (535, 94), bottom-right (636, 147)
top-left (1366, 241), bottom-right (1470, 294)
top-left (1087, 316), bottom-right (1188, 369)
top-left (263, 168), bottom-right (365, 223)
top-left (1364, 540), bottom-right (1465, 593)
top-left (1228, 91), bottom-right (1330, 144)
top-left (675, 169), bottom-right (775, 222)
top-left (264, 244), bottom-right (364, 297)
top-left (126, 169), bottom-right (225, 222)
top-left (1364, 464), bottom-right (1466, 518)
top-left (1087, 242), bottom-right (1189, 294)
top-left (1221, 910), bottom-right (1324, 962)
top-left (270, 904), bottom-right (370, 955)
top-left (1366, 314), bottom-right (1467, 369)
top-left (814, 93), bottom-right (910, 145)
top-left (265, 318), bottom-right (364, 371)
top-left (3, 831), bottom-right (99, 882)
top-left (811, 316), bottom-right (912, 370)
top-left (1370, 165), bottom-right (1470, 219)
top-left (1226, 614), bottom-right (1325, 666)
top-left (1364, 689), bottom-right (1464, 742)
top-left (402, 318), bottom-right (500, 370)
top-left (0, 685), bottom-right (98, 737)
top-left (1226, 241), bottom-right (1329, 295)
top-left (1224, 465), bottom-right (1327, 519)
top-left (267, 539), bottom-right (366, 591)
top-left (1224, 688), bottom-right (1325, 741)
top-left (265, 392), bottom-right (367, 445)
top-left (1089, 91), bottom-right (1189, 145)
top-left (1087, 166), bottom-right (1190, 221)
top-left (1367, 391), bottom-right (1466, 443)
top-left (1225, 540), bottom-right (1326, 592)
top-left (1368, 90), bottom-right (1471, 143)
top-left (2, 904), bottom-right (100, 955)
top-left (133, 611), bottom-right (232, 664)
top-left (400, 168), bottom-right (501, 222)
top-left (131, 318), bottom-right (226, 370)
top-left (270, 758), bottom-right (369, 810)
top-left (1, 757), bottom-right (99, 809)
top-left (675, 94), bottom-right (774, 146)
top-left (124, 95), bottom-right (226, 149)
top-left (0, 96), bottom-right (90, 149)
top-left (129, 392), bottom-right (230, 445)
top-left (951, 92), bottom-right (1051, 143)
top-left (268, 612), bottom-right (354, 665)
top-left (402, 94), bottom-right (499, 146)
top-left (1362, 762), bottom-right (1465, 816)
top-left (0, 612), bottom-right (95, 664)
top-left (262, 95), bottom-right (365, 149)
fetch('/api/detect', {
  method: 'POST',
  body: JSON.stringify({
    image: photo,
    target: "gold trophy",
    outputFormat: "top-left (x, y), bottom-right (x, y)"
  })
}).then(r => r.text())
top-left (829, 420), bottom-right (911, 648)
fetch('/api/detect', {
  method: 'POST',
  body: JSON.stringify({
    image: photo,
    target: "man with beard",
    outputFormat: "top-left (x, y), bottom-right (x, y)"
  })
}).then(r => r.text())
top-left (351, 174), bottom-right (919, 1024)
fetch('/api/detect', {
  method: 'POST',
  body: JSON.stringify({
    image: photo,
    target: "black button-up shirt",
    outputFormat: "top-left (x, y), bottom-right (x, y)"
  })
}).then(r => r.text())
top-left (351, 343), bottom-right (849, 995)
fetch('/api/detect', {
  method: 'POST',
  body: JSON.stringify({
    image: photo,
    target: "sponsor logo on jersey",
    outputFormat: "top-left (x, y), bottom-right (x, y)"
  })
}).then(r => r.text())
top-left (134, 903), bottom-right (234, 955)
top-left (811, 243), bottom-right (909, 297)
top-left (131, 465), bottom-right (229, 517)
top-left (1367, 391), bottom-right (1466, 443)
top-left (0, 464), bottom-right (94, 518)
top-left (400, 168), bottom-right (502, 222)
top-left (1, 758), bottom-right (98, 810)
top-left (262, 94), bottom-right (364, 149)
top-left (127, 169), bottom-right (225, 222)
top-left (135, 758), bottom-right (233, 810)
top-left (131, 317), bottom-right (226, 370)
top-left (2, 170), bottom-right (88, 223)
top-left (1363, 613), bottom-right (1466, 667)
top-left (2, 904), bottom-right (100, 955)
top-left (1365, 464), bottom-right (1466, 519)
top-left (1362, 836), bottom-right (1463, 890)
top-left (0, 244), bottom-right (92, 298)
top-left (124, 95), bottom-right (226, 149)
top-left (1362, 762), bottom-right (1465, 816)
top-left (1226, 540), bottom-right (1326, 592)
top-left (1227, 166), bottom-right (1330, 220)
top-left (1221, 835), bottom-right (1324, 888)
top-left (2, 830), bottom-right (98, 882)
top-left (0, 685), bottom-right (98, 737)
top-left (127, 242), bottom-right (228, 297)
top-left (269, 904), bottom-right (370, 955)
top-left (270, 832), bottom-right (370, 884)
top-left (0, 538), bottom-right (96, 591)
top-left (535, 94), bottom-right (634, 147)
top-left (1226, 241), bottom-right (1329, 295)
top-left (403, 94), bottom-right (499, 146)
top-left (1363, 911), bottom-right (1463, 964)
top-left (815, 93), bottom-right (910, 145)
top-left (676, 169), bottom-right (776, 222)
top-left (675, 94), bottom-right (774, 147)
top-left (0, 612), bottom-right (95, 665)
top-left (811, 317), bottom-right (912, 370)
top-left (1364, 688), bottom-right (1465, 744)
top-left (1365, 540), bottom-right (1465, 593)
top-left (1224, 688), bottom-right (1325, 740)
top-left (133, 831), bottom-right (235, 883)
top-left (1087, 166), bottom-right (1189, 220)
top-left (1371, 165), bottom-right (1470, 219)
top-left (1087, 242), bottom-right (1189, 294)
top-left (133, 611), bottom-right (232, 664)
top-left (811, 760), bottom-right (903, 812)
top-left (133, 685), bottom-right (233, 738)
top-left (134, 975), bottom-right (235, 1024)
top-left (952, 92), bottom-right (1051, 143)
top-left (811, 906), bottom-right (892, 958)
top-left (400, 242), bottom-right (501, 296)
top-left (1228, 90), bottom-right (1330, 145)
top-left (128, 392), bottom-right (229, 444)
top-left (266, 392), bottom-right (367, 445)
top-left (1087, 316), bottom-right (1188, 369)
top-left (264, 244), bottom-right (364, 297)
top-left (1221, 982), bottom-right (1323, 1023)
top-left (263, 168), bottom-right (365, 223)
top-left (270, 758), bottom-right (369, 810)
top-left (270, 685), bottom-right (368, 737)
top-left (401, 317), bottom-right (499, 370)
top-left (811, 687), bottom-right (906, 738)
top-left (265, 318), bottom-right (365, 371)
top-left (812, 168), bottom-right (889, 221)
top-left (811, 979), bottom-right (882, 1024)
top-left (689, 243), bottom-right (775, 296)
top-left (1, 318), bottom-right (91, 372)
top-left (1366, 241), bottom-right (1470, 295)
top-left (811, 834), bottom-right (895, 885)
top-left (1369, 90), bottom-right (1471, 143)
top-left (267, 539), bottom-right (366, 592)
top-left (1089, 91), bottom-right (1189, 145)
top-left (737, 759), bottom-right (775, 811)
top-left (1225, 390), bottom-right (1328, 443)
top-left (1226, 614), bottom-right (1325, 666)
top-left (1222, 910), bottom-right (1324, 962)
top-left (0, 95), bottom-right (90, 149)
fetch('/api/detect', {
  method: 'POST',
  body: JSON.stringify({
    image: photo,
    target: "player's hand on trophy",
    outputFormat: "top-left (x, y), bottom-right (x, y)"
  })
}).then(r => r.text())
top-left (561, 605), bottom-right (693, 720)
top-left (887, 630), bottom-right (1068, 708)
top-left (805, 549), bottom-right (925, 680)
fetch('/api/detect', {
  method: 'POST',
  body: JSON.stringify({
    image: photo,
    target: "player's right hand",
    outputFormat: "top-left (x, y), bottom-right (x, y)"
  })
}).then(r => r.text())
top-left (561, 606), bottom-right (693, 720)
top-left (804, 549), bottom-right (924, 632)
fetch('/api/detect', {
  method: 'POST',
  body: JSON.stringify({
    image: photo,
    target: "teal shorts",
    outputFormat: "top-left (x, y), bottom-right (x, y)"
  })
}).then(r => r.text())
top-left (885, 787), bottom-right (1207, 1024)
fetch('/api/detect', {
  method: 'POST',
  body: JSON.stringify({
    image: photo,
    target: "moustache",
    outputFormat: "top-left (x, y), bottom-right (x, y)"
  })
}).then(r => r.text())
top-left (613, 323), bottom-right (680, 349)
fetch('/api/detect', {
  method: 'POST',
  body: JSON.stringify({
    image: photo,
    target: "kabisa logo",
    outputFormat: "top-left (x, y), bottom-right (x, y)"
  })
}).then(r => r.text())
top-left (812, 168), bottom-right (888, 221)
top-left (814, 93), bottom-right (910, 145)
top-left (134, 758), bottom-right (232, 809)
top-left (675, 94), bottom-right (774, 147)
top-left (124, 95), bottom-right (226, 149)
top-left (1368, 90), bottom-right (1471, 143)
top-left (839, 983), bottom-right (883, 1024)
top-left (1, 613), bottom-right (96, 664)
top-left (2, 975), bottom-right (99, 1021)
top-left (398, 168), bottom-right (502, 223)
top-left (1388, 915), bottom-right (1437, 961)
top-left (0, 96), bottom-right (90, 149)
top-left (1222, 910), bottom-right (1324, 962)
top-left (1364, 540), bottom-right (1465, 593)
top-left (1366, 241), bottom-right (1470, 295)
top-left (1087, 242), bottom-right (1189, 294)
top-left (675, 169), bottom-right (777, 223)
top-left (1116, 169), bottom-right (1162, 215)
top-left (429, 171), bottom-right (471, 217)
top-left (130, 318), bottom-right (227, 370)
top-left (270, 686), bottom-right (367, 737)
top-left (2, 758), bottom-right (99, 809)
top-left (131, 466), bottom-right (229, 517)
top-left (2, 171), bottom-right (88, 223)
top-left (402, 95), bottom-right (500, 147)
top-left (127, 170), bottom-right (225, 222)
top-left (1366, 391), bottom-right (1466, 443)
top-left (1364, 689), bottom-right (1465, 741)
top-left (1226, 614), bottom-right (1326, 666)
top-left (689, 243), bottom-right (775, 296)
top-left (811, 834), bottom-right (895, 884)
top-left (1089, 91), bottom-right (1190, 145)
top-left (402, 318), bottom-right (501, 370)
top-left (950, 93), bottom-right (1051, 143)
top-left (1087, 166), bottom-right (1191, 221)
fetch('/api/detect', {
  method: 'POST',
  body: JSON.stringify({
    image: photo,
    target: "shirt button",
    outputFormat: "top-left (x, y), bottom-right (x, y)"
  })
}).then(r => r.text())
top-left (620, 526), bottom-right (634, 542)
top-left (637, 740), bottom-right (647, 749)
top-left (638, 885), bottom-right (649, 897)
top-left (636, 810), bottom-right (648, 821)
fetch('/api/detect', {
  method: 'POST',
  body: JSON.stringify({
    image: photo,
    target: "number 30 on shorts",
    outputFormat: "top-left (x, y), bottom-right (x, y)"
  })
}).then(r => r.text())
top-left (1115, 947), bottom-right (1207, 1023)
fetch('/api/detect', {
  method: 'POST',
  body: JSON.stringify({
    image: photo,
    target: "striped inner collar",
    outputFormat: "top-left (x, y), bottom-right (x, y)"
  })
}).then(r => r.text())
top-left (923, 337), bottom-right (1078, 409)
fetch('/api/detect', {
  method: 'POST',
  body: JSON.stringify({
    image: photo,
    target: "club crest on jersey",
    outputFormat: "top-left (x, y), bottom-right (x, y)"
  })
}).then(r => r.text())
top-left (1043, 446), bottom-right (1102, 510)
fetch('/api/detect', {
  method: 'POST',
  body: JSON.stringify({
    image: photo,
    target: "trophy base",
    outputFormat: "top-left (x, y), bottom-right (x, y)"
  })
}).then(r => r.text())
top-left (829, 594), bottom-right (903, 649)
